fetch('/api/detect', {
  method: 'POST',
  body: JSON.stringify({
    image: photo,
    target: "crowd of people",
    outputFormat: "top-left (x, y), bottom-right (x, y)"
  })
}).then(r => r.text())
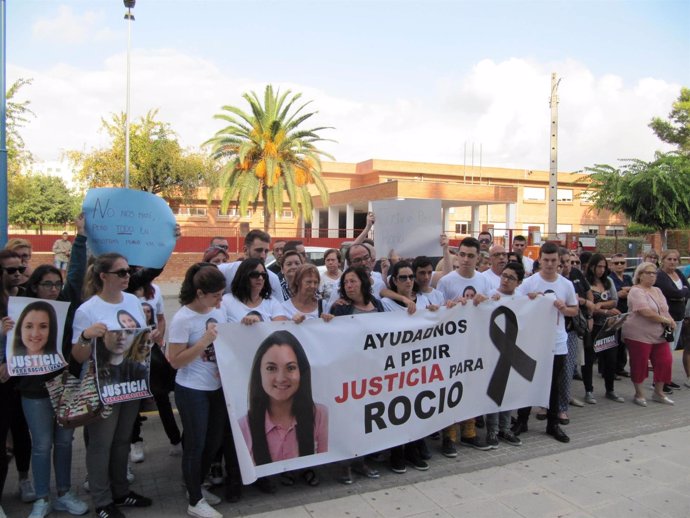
top-left (1, 215), bottom-right (689, 518)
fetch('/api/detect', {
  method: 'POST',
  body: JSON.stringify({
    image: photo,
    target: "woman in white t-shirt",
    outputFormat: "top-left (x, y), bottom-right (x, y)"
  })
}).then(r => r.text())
top-left (223, 258), bottom-right (287, 324)
top-left (283, 264), bottom-right (324, 322)
top-left (71, 253), bottom-right (152, 516)
top-left (167, 263), bottom-right (227, 518)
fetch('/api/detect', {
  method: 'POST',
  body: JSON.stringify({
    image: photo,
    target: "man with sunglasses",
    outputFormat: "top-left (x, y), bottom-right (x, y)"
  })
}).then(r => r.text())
top-left (0, 250), bottom-right (28, 296)
top-left (478, 231), bottom-right (493, 253)
top-left (609, 254), bottom-right (633, 378)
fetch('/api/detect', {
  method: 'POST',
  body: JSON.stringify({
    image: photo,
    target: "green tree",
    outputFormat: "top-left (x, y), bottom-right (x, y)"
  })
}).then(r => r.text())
top-left (649, 87), bottom-right (690, 155)
top-left (9, 174), bottom-right (80, 233)
top-left (6, 78), bottom-right (34, 178)
top-left (584, 152), bottom-right (690, 248)
top-left (206, 85), bottom-right (333, 232)
top-left (67, 110), bottom-right (215, 201)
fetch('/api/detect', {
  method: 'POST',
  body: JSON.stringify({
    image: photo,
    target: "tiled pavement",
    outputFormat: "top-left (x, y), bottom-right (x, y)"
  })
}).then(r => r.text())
top-left (4, 283), bottom-right (690, 517)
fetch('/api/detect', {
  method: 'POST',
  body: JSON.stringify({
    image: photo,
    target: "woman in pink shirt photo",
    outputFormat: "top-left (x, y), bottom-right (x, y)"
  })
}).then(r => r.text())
top-left (240, 330), bottom-right (328, 465)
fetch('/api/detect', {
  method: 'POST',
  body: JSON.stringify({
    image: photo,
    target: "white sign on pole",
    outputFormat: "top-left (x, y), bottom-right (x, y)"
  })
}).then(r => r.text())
top-left (372, 199), bottom-right (443, 259)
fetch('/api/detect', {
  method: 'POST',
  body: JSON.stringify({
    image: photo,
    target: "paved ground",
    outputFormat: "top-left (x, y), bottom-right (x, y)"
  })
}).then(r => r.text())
top-left (4, 282), bottom-right (690, 517)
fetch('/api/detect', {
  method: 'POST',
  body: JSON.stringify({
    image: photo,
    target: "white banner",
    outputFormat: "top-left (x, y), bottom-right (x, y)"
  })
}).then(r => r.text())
top-left (215, 295), bottom-right (558, 483)
top-left (6, 297), bottom-right (70, 376)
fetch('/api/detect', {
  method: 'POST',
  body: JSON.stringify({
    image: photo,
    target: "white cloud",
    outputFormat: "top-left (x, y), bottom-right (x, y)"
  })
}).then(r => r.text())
top-left (32, 5), bottom-right (113, 45)
top-left (8, 52), bottom-right (681, 175)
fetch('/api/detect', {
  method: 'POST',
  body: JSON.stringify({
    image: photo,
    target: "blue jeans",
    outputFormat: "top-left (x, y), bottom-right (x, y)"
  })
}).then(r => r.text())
top-left (174, 383), bottom-right (225, 506)
top-left (21, 396), bottom-right (75, 498)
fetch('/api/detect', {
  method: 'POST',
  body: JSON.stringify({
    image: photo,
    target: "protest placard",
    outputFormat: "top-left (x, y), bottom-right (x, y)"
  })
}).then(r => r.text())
top-left (215, 295), bottom-right (557, 483)
top-left (593, 313), bottom-right (629, 353)
top-left (93, 328), bottom-right (152, 405)
top-left (83, 188), bottom-right (176, 268)
top-left (6, 297), bottom-right (70, 376)
top-left (372, 200), bottom-right (443, 259)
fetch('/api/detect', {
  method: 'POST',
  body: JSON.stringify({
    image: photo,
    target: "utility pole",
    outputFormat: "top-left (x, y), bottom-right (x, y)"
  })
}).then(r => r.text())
top-left (548, 72), bottom-right (560, 237)
top-left (0, 0), bottom-right (7, 246)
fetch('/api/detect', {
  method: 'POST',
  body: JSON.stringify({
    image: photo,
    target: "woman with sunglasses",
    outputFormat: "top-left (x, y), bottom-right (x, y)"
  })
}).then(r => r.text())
top-left (167, 263), bottom-right (227, 518)
top-left (380, 261), bottom-right (437, 474)
top-left (223, 259), bottom-right (287, 325)
top-left (71, 253), bottom-right (151, 518)
top-left (7, 216), bottom-right (91, 517)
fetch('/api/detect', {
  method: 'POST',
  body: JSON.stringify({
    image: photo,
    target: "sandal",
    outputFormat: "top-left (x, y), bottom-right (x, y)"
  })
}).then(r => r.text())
top-left (302, 469), bottom-right (320, 487)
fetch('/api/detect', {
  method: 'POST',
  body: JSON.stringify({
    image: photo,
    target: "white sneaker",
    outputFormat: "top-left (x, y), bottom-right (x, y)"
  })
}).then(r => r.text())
top-left (54, 490), bottom-right (89, 515)
top-left (19, 478), bottom-right (37, 503)
top-left (187, 498), bottom-right (222, 518)
top-left (129, 442), bottom-right (145, 463)
top-left (127, 462), bottom-right (135, 483)
top-left (201, 488), bottom-right (221, 506)
top-left (28, 498), bottom-right (51, 518)
top-left (169, 442), bottom-right (183, 456)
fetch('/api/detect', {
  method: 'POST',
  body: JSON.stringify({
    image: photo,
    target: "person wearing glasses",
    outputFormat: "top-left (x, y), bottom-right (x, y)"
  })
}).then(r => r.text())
top-left (71, 253), bottom-right (152, 518)
top-left (609, 254), bottom-right (633, 378)
top-left (622, 262), bottom-right (675, 406)
top-left (482, 245), bottom-right (508, 290)
top-left (477, 231), bottom-right (493, 253)
top-left (5, 238), bottom-right (33, 286)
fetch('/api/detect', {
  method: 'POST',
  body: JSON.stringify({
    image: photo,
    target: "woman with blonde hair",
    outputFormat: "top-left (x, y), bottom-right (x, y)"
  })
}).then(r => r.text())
top-left (622, 262), bottom-right (675, 406)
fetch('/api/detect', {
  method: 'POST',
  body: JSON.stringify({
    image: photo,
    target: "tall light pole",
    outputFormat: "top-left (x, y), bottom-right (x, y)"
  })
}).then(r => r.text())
top-left (0, 0), bottom-right (7, 246)
top-left (548, 72), bottom-right (561, 237)
top-left (124, 0), bottom-right (135, 189)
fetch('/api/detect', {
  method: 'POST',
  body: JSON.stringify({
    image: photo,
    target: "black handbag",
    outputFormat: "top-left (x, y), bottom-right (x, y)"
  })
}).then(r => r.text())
top-left (568, 309), bottom-right (589, 338)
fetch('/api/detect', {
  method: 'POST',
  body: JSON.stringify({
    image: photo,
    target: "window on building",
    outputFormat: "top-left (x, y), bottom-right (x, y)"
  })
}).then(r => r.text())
top-left (556, 224), bottom-right (572, 233)
top-left (605, 225), bottom-right (625, 236)
top-left (282, 209), bottom-right (294, 219)
top-left (448, 207), bottom-right (456, 214)
top-left (455, 222), bottom-right (468, 234)
top-left (174, 207), bottom-right (207, 216)
top-left (582, 225), bottom-right (599, 235)
top-left (557, 189), bottom-right (573, 202)
top-left (217, 207), bottom-right (239, 218)
top-left (578, 191), bottom-right (593, 204)
top-left (523, 187), bottom-right (545, 201)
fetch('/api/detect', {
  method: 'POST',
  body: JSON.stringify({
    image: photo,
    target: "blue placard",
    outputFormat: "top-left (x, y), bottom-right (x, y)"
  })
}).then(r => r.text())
top-left (83, 188), bottom-right (176, 268)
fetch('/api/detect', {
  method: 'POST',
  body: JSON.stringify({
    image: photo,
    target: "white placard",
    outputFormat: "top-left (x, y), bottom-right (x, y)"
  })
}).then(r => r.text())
top-left (372, 199), bottom-right (443, 259)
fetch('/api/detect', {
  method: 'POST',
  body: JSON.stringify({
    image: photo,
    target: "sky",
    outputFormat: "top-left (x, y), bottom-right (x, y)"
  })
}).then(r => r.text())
top-left (6, 0), bottom-right (690, 173)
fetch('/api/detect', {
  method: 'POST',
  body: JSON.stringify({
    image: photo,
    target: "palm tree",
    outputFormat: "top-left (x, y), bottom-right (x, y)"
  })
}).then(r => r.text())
top-left (206, 85), bottom-right (333, 232)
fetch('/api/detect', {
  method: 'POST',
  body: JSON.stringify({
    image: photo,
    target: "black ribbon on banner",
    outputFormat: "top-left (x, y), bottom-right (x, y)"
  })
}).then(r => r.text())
top-left (486, 306), bottom-right (537, 406)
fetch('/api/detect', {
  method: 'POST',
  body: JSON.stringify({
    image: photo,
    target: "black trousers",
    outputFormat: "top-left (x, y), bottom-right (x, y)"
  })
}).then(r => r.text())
top-left (517, 353), bottom-right (565, 428)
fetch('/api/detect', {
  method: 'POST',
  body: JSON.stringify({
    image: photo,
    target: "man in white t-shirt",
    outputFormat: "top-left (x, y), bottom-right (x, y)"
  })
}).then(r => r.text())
top-left (436, 237), bottom-right (492, 457)
top-left (218, 229), bottom-right (282, 296)
top-left (513, 242), bottom-right (578, 444)
top-left (481, 244), bottom-right (507, 291)
top-left (512, 235), bottom-right (534, 276)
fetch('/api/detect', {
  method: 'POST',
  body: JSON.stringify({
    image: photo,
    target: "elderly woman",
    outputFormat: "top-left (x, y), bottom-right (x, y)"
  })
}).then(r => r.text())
top-left (654, 249), bottom-right (690, 391)
top-left (622, 262), bottom-right (675, 406)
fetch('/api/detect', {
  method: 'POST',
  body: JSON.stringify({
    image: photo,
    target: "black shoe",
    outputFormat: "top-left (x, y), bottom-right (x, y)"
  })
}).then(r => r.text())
top-left (572, 371), bottom-right (583, 381)
top-left (96, 503), bottom-right (125, 518)
top-left (114, 491), bottom-right (151, 507)
top-left (225, 482), bottom-right (242, 503)
top-left (418, 439), bottom-right (432, 460)
top-left (617, 370), bottom-right (630, 378)
top-left (668, 381), bottom-right (680, 389)
top-left (546, 425), bottom-right (570, 443)
top-left (404, 450), bottom-right (429, 471)
top-left (459, 436), bottom-right (492, 451)
top-left (511, 419), bottom-right (528, 436)
top-left (390, 457), bottom-right (407, 474)
top-left (474, 416), bottom-right (485, 429)
top-left (663, 384), bottom-right (674, 394)
top-left (441, 437), bottom-right (458, 458)
top-left (254, 477), bottom-right (277, 494)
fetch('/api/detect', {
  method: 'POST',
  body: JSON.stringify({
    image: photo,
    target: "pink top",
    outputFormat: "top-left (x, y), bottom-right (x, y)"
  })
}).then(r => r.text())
top-left (239, 403), bottom-right (329, 464)
top-left (622, 286), bottom-right (670, 344)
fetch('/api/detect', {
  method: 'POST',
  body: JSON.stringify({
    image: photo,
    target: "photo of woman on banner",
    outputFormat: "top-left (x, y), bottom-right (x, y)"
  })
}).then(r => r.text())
top-left (8, 299), bottom-right (65, 375)
top-left (95, 328), bottom-right (150, 404)
top-left (239, 330), bottom-right (328, 465)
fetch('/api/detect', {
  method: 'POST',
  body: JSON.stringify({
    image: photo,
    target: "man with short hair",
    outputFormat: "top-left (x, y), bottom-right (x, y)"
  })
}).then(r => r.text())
top-left (210, 236), bottom-right (229, 250)
top-left (284, 240), bottom-right (306, 262)
top-left (436, 237), bottom-right (492, 456)
top-left (412, 257), bottom-right (445, 306)
top-left (218, 229), bottom-right (281, 296)
top-left (478, 231), bottom-right (493, 253)
top-left (513, 242), bottom-right (578, 443)
top-left (52, 232), bottom-right (72, 273)
top-left (482, 244), bottom-right (507, 290)
top-left (512, 235), bottom-right (534, 275)
top-left (267, 240), bottom-right (286, 274)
